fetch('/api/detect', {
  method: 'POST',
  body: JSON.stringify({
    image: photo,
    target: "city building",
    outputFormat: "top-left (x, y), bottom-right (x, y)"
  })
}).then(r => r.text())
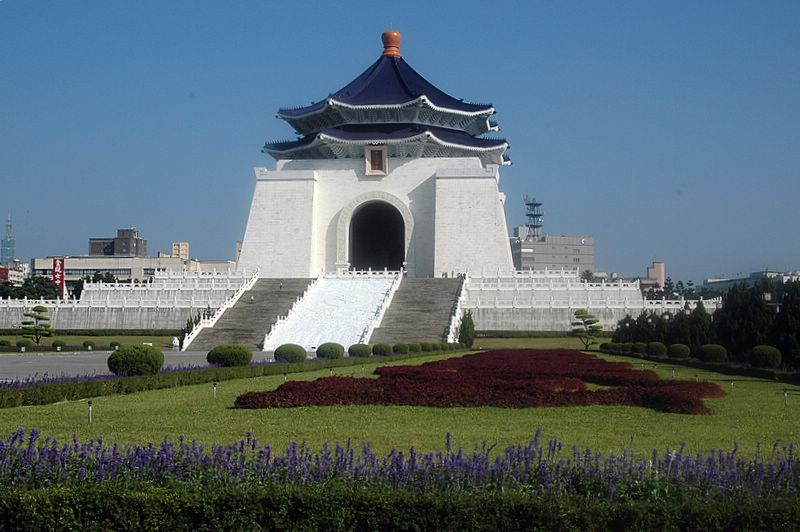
top-left (703, 270), bottom-right (800, 293)
top-left (1, 213), bottom-right (15, 266)
top-left (171, 242), bottom-right (189, 260)
top-left (237, 30), bottom-right (513, 278)
top-left (89, 228), bottom-right (147, 257)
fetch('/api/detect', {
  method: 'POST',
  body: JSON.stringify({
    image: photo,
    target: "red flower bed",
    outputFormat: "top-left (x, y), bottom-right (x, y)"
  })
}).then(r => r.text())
top-left (235, 349), bottom-right (725, 414)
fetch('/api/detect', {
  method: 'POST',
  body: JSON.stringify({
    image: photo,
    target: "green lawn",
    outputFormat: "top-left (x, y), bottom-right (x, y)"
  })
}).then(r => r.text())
top-left (0, 335), bottom-right (174, 349)
top-left (0, 342), bottom-right (797, 457)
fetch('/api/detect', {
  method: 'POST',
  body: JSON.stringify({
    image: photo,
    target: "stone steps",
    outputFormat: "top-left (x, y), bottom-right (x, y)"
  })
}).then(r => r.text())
top-left (369, 278), bottom-right (462, 344)
top-left (187, 278), bottom-right (312, 351)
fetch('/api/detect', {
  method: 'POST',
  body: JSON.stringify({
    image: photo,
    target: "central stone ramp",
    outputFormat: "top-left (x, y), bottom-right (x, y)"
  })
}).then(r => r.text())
top-left (264, 276), bottom-right (397, 350)
top-left (188, 278), bottom-right (311, 351)
top-left (369, 278), bottom-right (462, 344)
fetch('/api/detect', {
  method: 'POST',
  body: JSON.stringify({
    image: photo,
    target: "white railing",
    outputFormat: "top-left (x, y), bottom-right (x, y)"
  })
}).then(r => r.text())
top-left (446, 273), bottom-right (469, 343)
top-left (181, 269), bottom-right (260, 350)
top-left (462, 295), bottom-right (721, 312)
top-left (361, 270), bottom-right (403, 343)
top-left (261, 276), bottom-right (322, 351)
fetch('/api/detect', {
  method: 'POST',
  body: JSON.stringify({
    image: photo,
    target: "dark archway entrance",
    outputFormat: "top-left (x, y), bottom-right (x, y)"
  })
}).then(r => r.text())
top-left (350, 202), bottom-right (405, 270)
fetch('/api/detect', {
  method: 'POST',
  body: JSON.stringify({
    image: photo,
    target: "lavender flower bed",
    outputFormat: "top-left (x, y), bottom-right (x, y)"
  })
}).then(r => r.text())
top-left (2, 428), bottom-right (797, 499)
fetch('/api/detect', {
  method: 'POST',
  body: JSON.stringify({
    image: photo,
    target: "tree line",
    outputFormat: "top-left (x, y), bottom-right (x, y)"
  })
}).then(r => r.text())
top-left (613, 279), bottom-right (800, 368)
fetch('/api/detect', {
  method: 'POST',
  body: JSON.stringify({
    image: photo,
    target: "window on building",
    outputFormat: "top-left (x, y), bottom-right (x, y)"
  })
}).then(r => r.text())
top-left (365, 146), bottom-right (388, 176)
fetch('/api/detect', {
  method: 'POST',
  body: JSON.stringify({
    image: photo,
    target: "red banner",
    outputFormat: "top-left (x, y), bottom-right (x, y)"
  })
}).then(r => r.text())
top-left (52, 258), bottom-right (65, 298)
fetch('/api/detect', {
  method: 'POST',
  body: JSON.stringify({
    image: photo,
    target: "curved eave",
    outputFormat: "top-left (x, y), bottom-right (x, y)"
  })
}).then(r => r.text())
top-left (278, 96), bottom-right (496, 136)
top-left (263, 130), bottom-right (510, 166)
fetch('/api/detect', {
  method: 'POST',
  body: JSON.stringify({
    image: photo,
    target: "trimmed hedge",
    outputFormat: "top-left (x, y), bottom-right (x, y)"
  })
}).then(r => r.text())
top-left (16, 339), bottom-right (33, 349)
top-left (646, 341), bottom-right (667, 357)
top-left (667, 344), bottom-right (690, 359)
top-left (207, 344), bottom-right (252, 367)
top-left (699, 344), bottom-right (727, 363)
top-left (0, 485), bottom-right (796, 530)
top-left (51, 340), bottom-right (67, 349)
top-left (347, 344), bottom-right (372, 358)
top-left (372, 343), bottom-right (393, 356)
top-left (750, 345), bottom-right (781, 368)
top-left (392, 343), bottom-right (409, 354)
top-left (316, 342), bottom-right (344, 359)
top-left (83, 340), bottom-right (96, 349)
top-left (107, 345), bottom-right (164, 376)
top-left (274, 344), bottom-right (307, 363)
top-left (408, 343), bottom-right (421, 353)
top-left (420, 342), bottom-right (434, 352)
top-left (632, 342), bottom-right (647, 355)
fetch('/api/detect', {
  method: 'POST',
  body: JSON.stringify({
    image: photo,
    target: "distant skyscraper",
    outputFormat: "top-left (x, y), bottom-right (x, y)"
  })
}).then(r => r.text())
top-left (1, 213), bottom-right (15, 266)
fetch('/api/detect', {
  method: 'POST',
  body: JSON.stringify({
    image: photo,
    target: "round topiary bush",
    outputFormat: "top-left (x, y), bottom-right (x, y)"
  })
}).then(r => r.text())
top-left (107, 345), bottom-right (164, 376)
top-left (110, 341), bottom-right (121, 349)
top-left (438, 342), bottom-right (449, 352)
top-left (698, 344), bottom-right (727, 363)
top-left (316, 342), bottom-right (345, 359)
top-left (52, 340), bottom-right (67, 349)
top-left (393, 343), bottom-right (409, 354)
top-left (83, 340), bottom-right (96, 350)
top-left (667, 343), bottom-right (690, 359)
top-left (599, 342), bottom-right (612, 351)
top-left (420, 342), bottom-right (433, 352)
top-left (207, 344), bottom-right (253, 367)
top-left (408, 343), bottom-right (422, 353)
top-left (632, 342), bottom-right (647, 355)
top-left (620, 342), bottom-right (633, 353)
top-left (0, 340), bottom-right (10, 347)
top-left (646, 341), bottom-right (667, 357)
top-left (372, 343), bottom-right (392, 356)
top-left (750, 345), bottom-right (782, 368)
top-left (274, 343), bottom-right (307, 363)
top-left (348, 343), bottom-right (372, 358)
top-left (16, 339), bottom-right (34, 350)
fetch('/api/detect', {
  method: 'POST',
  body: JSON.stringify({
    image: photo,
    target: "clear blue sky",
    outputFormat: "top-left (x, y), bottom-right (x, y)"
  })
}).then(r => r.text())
top-left (2, 1), bottom-right (798, 283)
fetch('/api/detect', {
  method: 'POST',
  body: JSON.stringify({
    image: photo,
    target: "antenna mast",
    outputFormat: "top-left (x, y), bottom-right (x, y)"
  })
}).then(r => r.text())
top-left (523, 195), bottom-right (543, 241)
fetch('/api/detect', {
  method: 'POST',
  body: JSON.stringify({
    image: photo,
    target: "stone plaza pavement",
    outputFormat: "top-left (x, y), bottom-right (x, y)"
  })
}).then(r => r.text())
top-left (0, 350), bottom-right (273, 381)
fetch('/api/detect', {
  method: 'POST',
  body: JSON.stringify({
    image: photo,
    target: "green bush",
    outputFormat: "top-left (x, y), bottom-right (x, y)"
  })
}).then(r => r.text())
top-left (667, 343), bottom-right (690, 359)
top-left (207, 344), bottom-right (252, 367)
top-left (599, 342), bottom-right (612, 351)
top-left (372, 343), bottom-right (393, 356)
top-left (0, 340), bottom-right (9, 346)
top-left (632, 342), bottom-right (647, 354)
top-left (439, 342), bottom-right (449, 352)
top-left (646, 342), bottom-right (667, 357)
top-left (750, 345), bottom-right (782, 368)
top-left (82, 340), bottom-right (96, 350)
top-left (107, 345), bottom-right (164, 376)
top-left (274, 344), bottom-right (307, 363)
top-left (16, 339), bottom-right (33, 349)
top-left (699, 344), bottom-right (727, 363)
top-left (408, 343), bottom-right (422, 353)
top-left (420, 342), bottom-right (434, 352)
top-left (347, 344), bottom-right (372, 358)
top-left (620, 342), bottom-right (633, 353)
top-left (316, 342), bottom-right (345, 359)
top-left (51, 340), bottom-right (67, 349)
top-left (109, 341), bottom-right (121, 349)
top-left (393, 343), bottom-right (409, 354)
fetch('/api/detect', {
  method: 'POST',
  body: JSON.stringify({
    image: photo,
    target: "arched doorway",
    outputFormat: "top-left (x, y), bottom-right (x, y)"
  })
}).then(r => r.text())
top-left (349, 202), bottom-right (405, 270)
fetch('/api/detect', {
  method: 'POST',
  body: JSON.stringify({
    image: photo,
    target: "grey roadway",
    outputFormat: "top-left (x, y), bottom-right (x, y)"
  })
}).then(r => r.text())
top-left (0, 350), bottom-right (275, 381)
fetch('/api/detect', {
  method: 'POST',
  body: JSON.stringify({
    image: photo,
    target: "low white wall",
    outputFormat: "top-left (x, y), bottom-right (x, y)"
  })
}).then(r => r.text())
top-left (0, 306), bottom-right (195, 330)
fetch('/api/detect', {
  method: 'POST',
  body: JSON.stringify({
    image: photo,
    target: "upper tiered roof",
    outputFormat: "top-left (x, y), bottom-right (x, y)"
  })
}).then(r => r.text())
top-left (263, 30), bottom-right (509, 166)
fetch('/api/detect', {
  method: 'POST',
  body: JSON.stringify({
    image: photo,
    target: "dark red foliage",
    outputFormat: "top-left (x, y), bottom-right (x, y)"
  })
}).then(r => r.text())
top-left (235, 349), bottom-right (725, 414)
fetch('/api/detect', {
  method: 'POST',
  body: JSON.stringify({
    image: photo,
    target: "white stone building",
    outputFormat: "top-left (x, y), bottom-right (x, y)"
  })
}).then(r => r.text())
top-left (237, 30), bottom-right (514, 278)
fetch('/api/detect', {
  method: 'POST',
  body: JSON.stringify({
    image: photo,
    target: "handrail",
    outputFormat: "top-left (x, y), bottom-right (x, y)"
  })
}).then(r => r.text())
top-left (446, 274), bottom-right (469, 342)
top-left (360, 270), bottom-right (403, 343)
top-left (181, 269), bottom-right (260, 350)
top-left (262, 276), bottom-right (321, 351)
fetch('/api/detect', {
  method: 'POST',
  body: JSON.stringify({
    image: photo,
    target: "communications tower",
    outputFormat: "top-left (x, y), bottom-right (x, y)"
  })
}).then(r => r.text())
top-left (523, 195), bottom-right (543, 242)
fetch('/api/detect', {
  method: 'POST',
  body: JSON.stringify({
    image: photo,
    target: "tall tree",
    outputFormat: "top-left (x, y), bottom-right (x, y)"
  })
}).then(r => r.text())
top-left (688, 301), bottom-right (712, 352)
top-left (713, 282), bottom-right (775, 360)
top-left (771, 280), bottom-right (800, 368)
top-left (458, 310), bottom-right (476, 348)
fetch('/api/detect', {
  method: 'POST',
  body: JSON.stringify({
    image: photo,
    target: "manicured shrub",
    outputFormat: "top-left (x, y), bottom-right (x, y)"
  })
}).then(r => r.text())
top-left (0, 340), bottom-right (9, 346)
top-left (316, 342), bottom-right (345, 359)
top-left (456, 342), bottom-right (465, 349)
top-left (420, 342), bottom-right (434, 352)
top-left (439, 343), bottom-right (449, 352)
top-left (51, 340), bottom-right (67, 349)
top-left (83, 340), bottom-right (96, 350)
top-left (620, 343), bottom-right (633, 353)
top-left (274, 344), bottom-right (307, 363)
top-left (207, 344), bottom-right (252, 367)
top-left (107, 345), bottom-right (164, 376)
top-left (110, 341), bottom-right (121, 349)
top-left (599, 342), bottom-right (612, 351)
top-left (392, 343), bottom-right (409, 354)
top-left (372, 343), bottom-right (393, 356)
top-left (750, 345), bottom-right (782, 368)
top-left (348, 344), bottom-right (372, 358)
top-left (408, 343), bottom-right (422, 353)
top-left (632, 342), bottom-right (647, 355)
top-left (16, 339), bottom-right (34, 349)
top-left (646, 342), bottom-right (667, 357)
top-left (667, 344), bottom-right (690, 359)
top-left (699, 344), bottom-right (727, 363)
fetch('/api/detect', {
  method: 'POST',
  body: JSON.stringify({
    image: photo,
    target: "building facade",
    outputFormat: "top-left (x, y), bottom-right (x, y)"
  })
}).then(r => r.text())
top-left (89, 228), bottom-right (147, 257)
top-left (237, 31), bottom-right (514, 278)
top-left (511, 229), bottom-right (595, 273)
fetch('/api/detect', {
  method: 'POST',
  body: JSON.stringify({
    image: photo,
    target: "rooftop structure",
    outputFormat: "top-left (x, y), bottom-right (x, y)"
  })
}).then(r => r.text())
top-left (89, 228), bottom-right (147, 257)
